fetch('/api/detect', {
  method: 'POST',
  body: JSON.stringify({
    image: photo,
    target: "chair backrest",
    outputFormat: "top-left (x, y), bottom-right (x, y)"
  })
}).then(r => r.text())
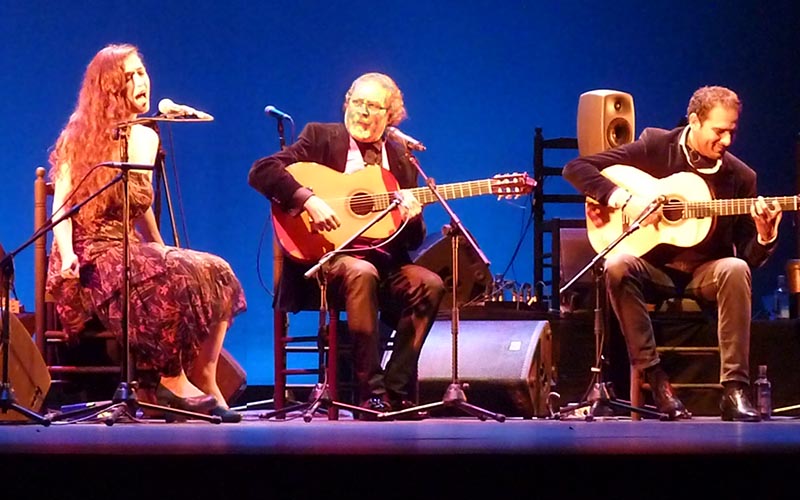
top-left (33, 166), bottom-right (52, 355)
top-left (33, 167), bottom-right (120, 385)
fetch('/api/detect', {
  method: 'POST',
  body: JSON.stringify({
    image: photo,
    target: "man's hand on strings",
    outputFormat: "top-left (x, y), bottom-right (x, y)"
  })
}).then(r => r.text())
top-left (621, 194), bottom-right (662, 227)
top-left (751, 196), bottom-right (782, 242)
top-left (304, 195), bottom-right (340, 232)
top-left (396, 189), bottom-right (421, 219)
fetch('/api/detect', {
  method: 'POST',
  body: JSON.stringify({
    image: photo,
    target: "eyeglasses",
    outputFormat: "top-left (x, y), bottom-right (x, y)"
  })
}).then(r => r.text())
top-left (348, 98), bottom-right (387, 114)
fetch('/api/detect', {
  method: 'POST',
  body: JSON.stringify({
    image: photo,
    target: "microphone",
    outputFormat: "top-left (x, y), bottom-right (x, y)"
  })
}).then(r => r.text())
top-left (97, 162), bottom-right (155, 171)
top-left (157, 98), bottom-right (214, 120)
top-left (264, 105), bottom-right (292, 121)
top-left (385, 126), bottom-right (426, 151)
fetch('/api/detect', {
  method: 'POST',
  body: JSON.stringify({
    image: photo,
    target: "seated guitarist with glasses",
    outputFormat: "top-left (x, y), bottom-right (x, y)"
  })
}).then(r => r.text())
top-left (248, 72), bottom-right (444, 419)
top-left (563, 86), bottom-right (783, 421)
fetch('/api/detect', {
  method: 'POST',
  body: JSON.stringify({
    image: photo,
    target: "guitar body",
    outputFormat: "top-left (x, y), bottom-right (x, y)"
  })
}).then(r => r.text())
top-left (586, 165), bottom-right (715, 257)
top-left (272, 162), bottom-right (404, 263)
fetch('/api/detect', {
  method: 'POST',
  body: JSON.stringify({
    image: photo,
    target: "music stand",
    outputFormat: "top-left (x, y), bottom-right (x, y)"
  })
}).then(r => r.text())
top-left (555, 197), bottom-right (668, 421)
top-left (50, 119), bottom-right (220, 425)
top-left (380, 149), bottom-right (506, 422)
top-left (259, 198), bottom-right (403, 422)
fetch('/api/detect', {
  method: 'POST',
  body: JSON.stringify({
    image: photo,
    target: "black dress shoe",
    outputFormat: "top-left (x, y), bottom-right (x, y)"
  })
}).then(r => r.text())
top-left (645, 366), bottom-right (691, 421)
top-left (156, 383), bottom-right (218, 416)
top-left (389, 400), bottom-right (429, 421)
top-left (210, 406), bottom-right (242, 423)
top-left (720, 384), bottom-right (761, 422)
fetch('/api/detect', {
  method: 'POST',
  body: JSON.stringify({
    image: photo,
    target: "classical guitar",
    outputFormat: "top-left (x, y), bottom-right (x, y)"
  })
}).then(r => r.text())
top-left (585, 164), bottom-right (798, 258)
top-left (273, 162), bottom-right (535, 263)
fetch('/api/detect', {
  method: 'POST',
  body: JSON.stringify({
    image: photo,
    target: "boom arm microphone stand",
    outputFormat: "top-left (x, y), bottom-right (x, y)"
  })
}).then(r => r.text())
top-left (556, 196), bottom-right (668, 421)
top-left (259, 198), bottom-right (403, 422)
top-left (382, 147), bottom-right (505, 422)
top-left (50, 122), bottom-right (220, 425)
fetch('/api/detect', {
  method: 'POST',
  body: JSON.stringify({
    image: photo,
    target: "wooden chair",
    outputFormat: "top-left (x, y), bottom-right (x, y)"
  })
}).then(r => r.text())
top-left (547, 220), bottom-right (720, 420)
top-left (271, 238), bottom-right (346, 420)
top-left (629, 302), bottom-right (721, 420)
top-left (33, 167), bottom-right (121, 402)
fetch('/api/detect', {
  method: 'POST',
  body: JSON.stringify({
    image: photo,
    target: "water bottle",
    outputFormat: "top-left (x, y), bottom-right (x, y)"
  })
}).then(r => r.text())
top-left (753, 364), bottom-right (772, 420)
top-left (773, 275), bottom-right (790, 319)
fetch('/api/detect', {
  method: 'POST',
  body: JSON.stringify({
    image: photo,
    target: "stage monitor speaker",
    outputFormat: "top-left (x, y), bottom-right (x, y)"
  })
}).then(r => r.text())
top-left (217, 348), bottom-right (247, 405)
top-left (412, 233), bottom-right (491, 310)
top-left (0, 312), bottom-right (51, 421)
top-left (577, 89), bottom-right (635, 156)
top-left (418, 319), bottom-right (553, 418)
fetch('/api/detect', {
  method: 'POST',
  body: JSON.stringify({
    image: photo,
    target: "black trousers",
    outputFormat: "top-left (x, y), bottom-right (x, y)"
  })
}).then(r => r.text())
top-left (326, 255), bottom-right (445, 402)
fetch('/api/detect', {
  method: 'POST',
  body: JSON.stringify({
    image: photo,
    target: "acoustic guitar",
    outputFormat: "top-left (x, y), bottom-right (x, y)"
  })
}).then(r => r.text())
top-left (585, 164), bottom-right (798, 257)
top-left (273, 162), bottom-right (535, 263)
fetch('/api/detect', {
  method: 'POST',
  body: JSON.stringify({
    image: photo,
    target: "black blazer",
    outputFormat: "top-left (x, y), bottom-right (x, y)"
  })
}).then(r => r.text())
top-left (248, 122), bottom-right (426, 311)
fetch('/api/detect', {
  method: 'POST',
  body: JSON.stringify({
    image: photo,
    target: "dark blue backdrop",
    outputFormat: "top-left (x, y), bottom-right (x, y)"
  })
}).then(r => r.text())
top-left (2, 1), bottom-right (798, 385)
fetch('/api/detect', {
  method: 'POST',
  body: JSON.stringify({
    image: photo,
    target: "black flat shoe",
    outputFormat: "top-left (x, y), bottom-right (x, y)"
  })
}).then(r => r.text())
top-left (720, 385), bottom-right (761, 422)
top-left (210, 406), bottom-right (242, 423)
top-left (156, 383), bottom-right (218, 414)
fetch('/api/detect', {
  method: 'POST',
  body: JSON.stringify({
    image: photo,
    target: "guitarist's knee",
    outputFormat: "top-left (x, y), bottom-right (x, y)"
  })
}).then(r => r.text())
top-left (605, 253), bottom-right (642, 285)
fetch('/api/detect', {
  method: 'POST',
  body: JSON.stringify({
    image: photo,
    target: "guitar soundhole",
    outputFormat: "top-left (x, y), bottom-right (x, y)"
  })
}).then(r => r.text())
top-left (349, 192), bottom-right (373, 216)
top-left (663, 197), bottom-right (683, 222)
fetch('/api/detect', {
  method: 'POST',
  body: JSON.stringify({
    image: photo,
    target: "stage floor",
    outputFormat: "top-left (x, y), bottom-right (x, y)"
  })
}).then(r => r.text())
top-left (3, 409), bottom-right (800, 498)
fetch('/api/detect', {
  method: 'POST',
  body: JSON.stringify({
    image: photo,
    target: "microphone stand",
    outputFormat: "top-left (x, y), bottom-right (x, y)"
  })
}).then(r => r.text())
top-left (259, 198), bottom-right (403, 422)
top-left (555, 197), bottom-right (668, 421)
top-left (49, 124), bottom-right (221, 425)
top-left (381, 148), bottom-right (505, 422)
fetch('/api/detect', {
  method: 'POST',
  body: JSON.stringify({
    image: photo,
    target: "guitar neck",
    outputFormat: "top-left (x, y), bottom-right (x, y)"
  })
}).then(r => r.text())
top-left (372, 179), bottom-right (497, 210)
top-left (683, 195), bottom-right (799, 218)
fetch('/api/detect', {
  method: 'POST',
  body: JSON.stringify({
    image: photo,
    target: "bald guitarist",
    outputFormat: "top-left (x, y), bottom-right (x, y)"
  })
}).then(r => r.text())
top-left (563, 86), bottom-right (782, 422)
top-left (248, 73), bottom-right (443, 420)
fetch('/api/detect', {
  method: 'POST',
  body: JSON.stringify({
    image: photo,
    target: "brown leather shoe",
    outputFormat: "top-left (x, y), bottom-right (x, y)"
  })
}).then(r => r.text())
top-left (720, 384), bottom-right (761, 422)
top-left (645, 366), bottom-right (691, 421)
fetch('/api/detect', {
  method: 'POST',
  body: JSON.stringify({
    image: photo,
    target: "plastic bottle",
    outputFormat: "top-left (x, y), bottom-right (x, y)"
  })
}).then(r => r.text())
top-left (774, 274), bottom-right (790, 319)
top-left (753, 364), bottom-right (772, 420)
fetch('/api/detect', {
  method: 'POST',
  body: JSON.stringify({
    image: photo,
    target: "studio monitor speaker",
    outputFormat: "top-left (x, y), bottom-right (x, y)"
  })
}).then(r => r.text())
top-left (577, 89), bottom-right (635, 156)
top-left (0, 312), bottom-right (51, 421)
top-left (417, 319), bottom-right (553, 418)
top-left (413, 234), bottom-right (491, 310)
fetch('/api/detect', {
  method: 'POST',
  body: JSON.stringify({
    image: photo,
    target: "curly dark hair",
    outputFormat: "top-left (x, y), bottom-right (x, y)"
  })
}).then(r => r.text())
top-left (343, 72), bottom-right (407, 126)
top-left (687, 86), bottom-right (741, 122)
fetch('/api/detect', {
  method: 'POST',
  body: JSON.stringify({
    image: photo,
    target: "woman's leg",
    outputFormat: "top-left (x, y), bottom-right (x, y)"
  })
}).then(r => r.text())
top-left (158, 368), bottom-right (207, 398)
top-left (188, 320), bottom-right (228, 407)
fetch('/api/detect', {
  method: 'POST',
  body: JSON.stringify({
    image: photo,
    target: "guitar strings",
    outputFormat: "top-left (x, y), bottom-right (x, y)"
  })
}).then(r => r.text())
top-left (322, 179), bottom-right (503, 211)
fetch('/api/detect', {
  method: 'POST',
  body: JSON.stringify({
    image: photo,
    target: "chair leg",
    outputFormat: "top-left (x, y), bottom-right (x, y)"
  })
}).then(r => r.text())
top-left (326, 311), bottom-right (339, 421)
top-left (273, 310), bottom-right (287, 418)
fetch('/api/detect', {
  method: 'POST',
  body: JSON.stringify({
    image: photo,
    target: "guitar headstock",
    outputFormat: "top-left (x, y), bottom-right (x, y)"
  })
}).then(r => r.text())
top-left (491, 172), bottom-right (536, 199)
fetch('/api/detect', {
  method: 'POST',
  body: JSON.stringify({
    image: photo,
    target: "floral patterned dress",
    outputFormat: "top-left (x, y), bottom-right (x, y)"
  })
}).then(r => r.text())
top-left (46, 172), bottom-right (247, 376)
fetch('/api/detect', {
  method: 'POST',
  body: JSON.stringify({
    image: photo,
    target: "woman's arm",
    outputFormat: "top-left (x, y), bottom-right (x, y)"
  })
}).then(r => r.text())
top-left (51, 163), bottom-right (79, 278)
top-left (128, 124), bottom-right (164, 244)
top-left (136, 207), bottom-right (165, 244)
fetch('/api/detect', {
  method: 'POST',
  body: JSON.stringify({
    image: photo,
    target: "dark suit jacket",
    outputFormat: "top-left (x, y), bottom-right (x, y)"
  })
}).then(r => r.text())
top-left (562, 126), bottom-right (775, 272)
top-left (248, 122), bottom-right (426, 311)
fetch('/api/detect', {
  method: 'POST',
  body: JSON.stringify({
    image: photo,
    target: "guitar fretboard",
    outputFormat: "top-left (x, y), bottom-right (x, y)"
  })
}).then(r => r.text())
top-left (370, 179), bottom-right (500, 210)
top-left (675, 196), bottom-right (799, 218)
